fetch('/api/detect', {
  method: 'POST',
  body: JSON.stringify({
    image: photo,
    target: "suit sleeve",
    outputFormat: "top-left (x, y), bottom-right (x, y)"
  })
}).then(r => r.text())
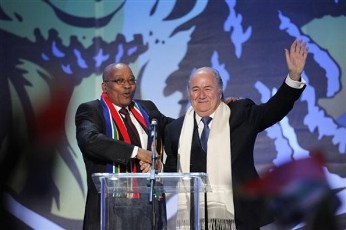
top-left (239, 81), bottom-right (305, 132)
top-left (163, 116), bottom-right (185, 172)
top-left (163, 122), bottom-right (178, 172)
top-left (75, 101), bottom-right (133, 165)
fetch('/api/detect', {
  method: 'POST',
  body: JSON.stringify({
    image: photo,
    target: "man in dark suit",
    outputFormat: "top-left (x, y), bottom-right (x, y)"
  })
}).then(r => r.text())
top-left (164, 40), bottom-right (308, 230)
top-left (75, 63), bottom-right (172, 229)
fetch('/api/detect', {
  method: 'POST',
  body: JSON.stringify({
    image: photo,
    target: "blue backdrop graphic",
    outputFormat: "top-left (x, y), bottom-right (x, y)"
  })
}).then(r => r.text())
top-left (0, 0), bottom-right (345, 229)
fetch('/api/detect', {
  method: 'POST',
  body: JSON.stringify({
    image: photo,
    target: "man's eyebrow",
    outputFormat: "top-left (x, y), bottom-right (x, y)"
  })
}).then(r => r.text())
top-left (113, 75), bottom-right (135, 78)
top-left (192, 85), bottom-right (213, 88)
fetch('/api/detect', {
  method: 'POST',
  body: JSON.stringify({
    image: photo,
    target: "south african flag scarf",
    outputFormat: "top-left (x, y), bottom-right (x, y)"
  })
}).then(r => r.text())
top-left (100, 92), bottom-right (150, 173)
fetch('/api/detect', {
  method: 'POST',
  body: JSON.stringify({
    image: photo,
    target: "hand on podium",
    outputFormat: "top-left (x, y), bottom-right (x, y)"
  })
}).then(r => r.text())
top-left (136, 148), bottom-right (152, 164)
top-left (139, 160), bottom-right (162, 173)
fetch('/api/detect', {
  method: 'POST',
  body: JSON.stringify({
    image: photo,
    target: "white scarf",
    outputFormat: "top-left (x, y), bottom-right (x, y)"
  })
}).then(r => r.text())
top-left (176, 102), bottom-right (236, 229)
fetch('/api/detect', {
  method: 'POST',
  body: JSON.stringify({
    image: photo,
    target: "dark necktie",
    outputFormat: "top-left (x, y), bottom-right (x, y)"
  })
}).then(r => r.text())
top-left (119, 108), bottom-right (141, 147)
top-left (119, 108), bottom-right (141, 198)
top-left (200, 116), bottom-right (212, 152)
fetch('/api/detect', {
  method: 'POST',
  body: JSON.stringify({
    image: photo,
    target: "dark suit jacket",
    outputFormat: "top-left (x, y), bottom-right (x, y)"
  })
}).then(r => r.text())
top-left (75, 99), bottom-right (173, 229)
top-left (164, 82), bottom-right (305, 230)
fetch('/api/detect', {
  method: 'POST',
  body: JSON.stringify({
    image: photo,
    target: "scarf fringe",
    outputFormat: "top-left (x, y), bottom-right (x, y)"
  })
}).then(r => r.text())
top-left (207, 219), bottom-right (237, 230)
top-left (177, 218), bottom-right (236, 230)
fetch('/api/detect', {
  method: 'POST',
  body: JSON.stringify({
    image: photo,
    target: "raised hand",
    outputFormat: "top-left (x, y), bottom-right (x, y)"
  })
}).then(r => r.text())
top-left (285, 39), bottom-right (308, 81)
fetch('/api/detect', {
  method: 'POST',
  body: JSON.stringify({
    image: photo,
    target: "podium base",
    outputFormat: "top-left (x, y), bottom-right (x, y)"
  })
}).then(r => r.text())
top-left (107, 194), bottom-right (167, 230)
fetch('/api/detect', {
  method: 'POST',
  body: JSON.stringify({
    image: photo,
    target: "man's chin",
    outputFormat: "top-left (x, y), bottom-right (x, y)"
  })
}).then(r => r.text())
top-left (195, 109), bottom-right (213, 117)
top-left (120, 99), bottom-right (133, 106)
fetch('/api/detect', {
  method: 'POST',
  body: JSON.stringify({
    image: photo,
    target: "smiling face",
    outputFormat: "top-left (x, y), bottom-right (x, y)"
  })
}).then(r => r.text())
top-left (188, 68), bottom-right (222, 117)
top-left (101, 63), bottom-right (136, 107)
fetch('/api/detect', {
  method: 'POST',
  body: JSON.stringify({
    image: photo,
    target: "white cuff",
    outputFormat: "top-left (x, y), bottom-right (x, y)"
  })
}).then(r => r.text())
top-left (131, 146), bottom-right (138, 158)
top-left (285, 74), bottom-right (306, 89)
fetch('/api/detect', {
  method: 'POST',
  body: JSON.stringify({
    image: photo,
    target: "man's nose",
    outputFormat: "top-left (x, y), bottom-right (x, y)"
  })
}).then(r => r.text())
top-left (199, 89), bottom-right (206, 98)
top-left (123, 81), bottom-right (132, 88)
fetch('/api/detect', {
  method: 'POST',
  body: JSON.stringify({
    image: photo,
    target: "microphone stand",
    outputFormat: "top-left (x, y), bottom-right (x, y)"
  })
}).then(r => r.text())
top-left (149, 119), bottom-right (158, 230)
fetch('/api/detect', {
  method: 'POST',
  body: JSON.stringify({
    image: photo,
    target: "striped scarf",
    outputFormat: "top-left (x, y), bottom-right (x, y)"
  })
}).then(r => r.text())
top-left (100, 92), bottom-right (150, 173)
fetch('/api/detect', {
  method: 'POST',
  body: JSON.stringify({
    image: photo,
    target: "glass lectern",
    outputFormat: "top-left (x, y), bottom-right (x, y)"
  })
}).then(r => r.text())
top-left (92, 172), bottom-right (211, 230)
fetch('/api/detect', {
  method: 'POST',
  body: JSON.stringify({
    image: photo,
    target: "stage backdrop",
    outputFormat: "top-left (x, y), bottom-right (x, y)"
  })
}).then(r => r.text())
top-left (1, 0), bottom-right (345, 229)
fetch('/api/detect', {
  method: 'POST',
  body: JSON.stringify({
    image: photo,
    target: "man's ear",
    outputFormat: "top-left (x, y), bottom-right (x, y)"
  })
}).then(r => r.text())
top-left (101, 82), bottom-right (107, 92)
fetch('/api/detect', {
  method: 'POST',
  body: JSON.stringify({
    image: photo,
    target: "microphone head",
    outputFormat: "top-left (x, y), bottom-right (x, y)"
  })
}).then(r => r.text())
top-left (149, 111), bottom-right (160, 124)
top-left (151, 119), bottom-right (158, 126)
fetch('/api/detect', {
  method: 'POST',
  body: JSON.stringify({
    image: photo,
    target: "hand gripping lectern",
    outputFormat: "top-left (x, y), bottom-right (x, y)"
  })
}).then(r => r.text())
top-left (92, 172), bottom-right (211, 230)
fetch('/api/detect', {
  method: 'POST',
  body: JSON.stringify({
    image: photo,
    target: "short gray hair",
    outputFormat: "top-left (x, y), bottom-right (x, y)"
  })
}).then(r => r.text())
top-left (188, 67), bottom-right (224, 99)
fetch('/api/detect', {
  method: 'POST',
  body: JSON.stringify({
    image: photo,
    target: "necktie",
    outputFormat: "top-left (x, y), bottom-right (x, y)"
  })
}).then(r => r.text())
top-left (119, 108), bottom-right (141, 147)
top-left (200, 116), bottom-right (212, 152)
top-left (119, 107), bottom-right (141, 198)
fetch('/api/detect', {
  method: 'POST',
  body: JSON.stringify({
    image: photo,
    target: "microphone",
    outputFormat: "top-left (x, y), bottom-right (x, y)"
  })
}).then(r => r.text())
top-left (149, 111), bottom-right (160, 137)
top-left (151, 118), bottom-right (158, 125)
top-left (148, 111), bottom-right (160, 204)
top-left (150, 119), bottom-right (158, 137)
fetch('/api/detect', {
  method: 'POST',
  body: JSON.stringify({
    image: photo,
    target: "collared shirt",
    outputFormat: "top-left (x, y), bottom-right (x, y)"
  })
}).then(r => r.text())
top-left (113, 104), bottom-right (148, 158)
top-left (195, 112), bottom-right (215, 138)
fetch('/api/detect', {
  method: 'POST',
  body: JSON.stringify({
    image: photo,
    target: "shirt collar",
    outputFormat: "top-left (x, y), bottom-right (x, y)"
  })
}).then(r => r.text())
top-left (195, 112), bottom-right (215, 124)
top-left (113, 104), bottom-right (128, 112)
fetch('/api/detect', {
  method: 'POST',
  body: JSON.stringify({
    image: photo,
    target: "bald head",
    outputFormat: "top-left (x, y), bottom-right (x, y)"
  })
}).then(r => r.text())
top-left (103, 63), bottom-right (130, 82)
top-left (101, 63), bottom-right (136, 107)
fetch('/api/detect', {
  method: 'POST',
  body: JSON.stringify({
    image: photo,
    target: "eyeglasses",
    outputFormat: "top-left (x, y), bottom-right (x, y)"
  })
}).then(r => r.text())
top-left (104, 78), bottom-right (136, 85)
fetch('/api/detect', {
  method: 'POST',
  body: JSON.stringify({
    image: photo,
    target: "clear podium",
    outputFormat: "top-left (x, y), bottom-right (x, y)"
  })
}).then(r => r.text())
top-left (92, 172), bottom-right (211, 230)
